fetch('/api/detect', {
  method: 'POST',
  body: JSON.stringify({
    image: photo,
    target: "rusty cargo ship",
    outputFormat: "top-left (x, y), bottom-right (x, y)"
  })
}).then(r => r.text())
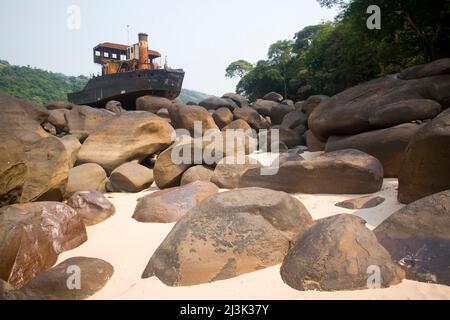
top-left (68, 33), bottom-right (184, 109)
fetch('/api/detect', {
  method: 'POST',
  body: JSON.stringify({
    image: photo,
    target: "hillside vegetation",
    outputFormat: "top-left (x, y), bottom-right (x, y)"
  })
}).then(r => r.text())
top-left (0, 59), bottom-right (209, 105)
top-left (226, 0), bottom-right (450, 101)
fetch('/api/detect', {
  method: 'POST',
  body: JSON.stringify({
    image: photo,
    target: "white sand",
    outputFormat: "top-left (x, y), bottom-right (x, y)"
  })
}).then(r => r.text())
top-left (57, 152), bottom-right (450, 300)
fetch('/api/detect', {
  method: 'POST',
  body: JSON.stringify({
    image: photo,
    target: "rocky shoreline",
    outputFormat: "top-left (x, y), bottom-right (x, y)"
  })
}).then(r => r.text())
top-left (1, 58), bottom-right (449, 300)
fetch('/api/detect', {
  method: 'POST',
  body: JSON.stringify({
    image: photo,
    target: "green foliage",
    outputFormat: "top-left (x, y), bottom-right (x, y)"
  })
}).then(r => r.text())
top-left (225, 60), bottom-right (254, 79)
top-left (179, 88), bottom-right (209, 104)
top-left (0, 60), bottom-right (88, 105)
top-left (229, 0), bottom-right (450, 102)
top-left (0, 59), bottom-right (209, 105)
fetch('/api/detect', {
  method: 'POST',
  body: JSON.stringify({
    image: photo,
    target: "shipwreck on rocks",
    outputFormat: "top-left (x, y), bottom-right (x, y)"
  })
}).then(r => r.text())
top-left (68, 33), bottom-right (184, 108)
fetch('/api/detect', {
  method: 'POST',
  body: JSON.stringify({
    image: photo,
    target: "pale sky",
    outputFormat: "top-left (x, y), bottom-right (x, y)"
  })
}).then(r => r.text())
top-left (0, 0), bottom-right (338, 96)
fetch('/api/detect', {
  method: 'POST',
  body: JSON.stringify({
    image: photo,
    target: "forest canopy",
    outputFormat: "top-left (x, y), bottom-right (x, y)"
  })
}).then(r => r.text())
top-left (226, 0), bottom-right (450, 102)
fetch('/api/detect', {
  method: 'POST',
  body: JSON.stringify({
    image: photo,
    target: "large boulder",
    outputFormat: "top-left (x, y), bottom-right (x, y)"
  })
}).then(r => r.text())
top-left (66, 163), bottom-right (107, 194)
top-left (251, 99), bottom-right (279, 117)
top-left (67, 190), bottom-right (115, 226)
top-left (16, 257), bottom-right (114, 300)
top-left (64, 105), bottom-right (114, 141)
top-left (281, 110), bottom-right (307, 130)
top-left (106, 162), bottom-right (154, 193)
top-left (48, 109), bottom-right (69, 133)
top-left (233, 107), bottom-right (270, 130)
top-left (308, 66), bottom-right (450, 140)
top-left (280, 214), bottom-right (404, 291)
top-left (398, 109), bottom-right (450, 203)
top-left (77, 111), bottom-right (174, 173)
top-left (212, 156), bottom-right (263, 189)
top-left (399, 58), bottom-right (450, 80)
top-left (199, 96), bottom-right (236, 111)
top-left (240, 149), bottom-right (384, 194)
top-left (302, 95), bottom-right (329, 118)
top-left (141, 188), bottom-right (313, 285)
top-left (45, 101), bottom-right (75, 110)
top-left (335, 196), bottom-right (385, 209)
top-left (222, 119), bottom-right (252, 132)
top-left (374, 190), bottom-right (450, 285)
top-left (59, 135), bottom-right (82, 168)
top-left (105, 100), bottom-right (125, 114)
top-left (153, 136), bottom-right (195, 189)
top-left (0, 127), bottom-right (27, 207)
top-left (136, 95), bottom-right (172, 113)
top-left (0, 202), bottom-right (87, 288)
top-left (305, 130), bottom-right (326, 151)
top-left (0, 92), bottom-right (49, 145)
top-left (262, 91), bottom-right (283, 102)
top-left (168, 103), bottom-right (218, 136)
top-left (212, 107), bottom-right (234, 129)
top-left (222, 93), bottom-right (248, 108)
top-left (269, 104), bottom-right (295, 125)
top-left (132, 181), bottom-right (219, 223)
top-left (326, 123), bottom-right (423, 177)
top-left (20, 136), bottom-right (70, 203)
top-left (180, 165), bottom-right (215, 185)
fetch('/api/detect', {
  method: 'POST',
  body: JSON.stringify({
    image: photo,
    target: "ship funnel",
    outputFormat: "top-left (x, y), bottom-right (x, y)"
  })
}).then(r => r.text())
top-left (138, 33), bottom-right (149, 70)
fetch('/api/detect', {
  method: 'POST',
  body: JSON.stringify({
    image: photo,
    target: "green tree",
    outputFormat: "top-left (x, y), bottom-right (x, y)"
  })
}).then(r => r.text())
top-left (268, 40), bottom-right (294, 99)
top-left (225, 60), bottom-right (254, 78)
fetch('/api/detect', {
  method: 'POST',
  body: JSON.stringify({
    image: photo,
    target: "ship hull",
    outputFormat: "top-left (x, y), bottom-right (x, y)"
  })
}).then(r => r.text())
top-left (67, 69), bottom-right (185, 109)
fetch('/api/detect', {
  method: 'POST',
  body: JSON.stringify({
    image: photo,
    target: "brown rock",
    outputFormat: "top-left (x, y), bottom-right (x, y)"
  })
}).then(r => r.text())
top-left (17, 257), bottom-right (114, 300)
top-left (0, 202), bottom-right (87, 288)
top-left (374, 190), bottom-right (450, 285)
top-left (67, 190), bottom-right (115, 226)
top-left (107, 162), bottom-right (154, 193)
top-left (180, 165), bottom-right (215, 185)
top-left (105, 100), bottom-right (125, 114)
top-left (398, 109), bottom-right (450, 203)
top-left (77, 111), bottom-right (174, 173)
top-left (199, 96), bottom-right (236, 111)
top-left (47, 109), bottom-right (69, 133)
top-left (66, 163), bottom-right (107, 194)
top-left (169, 103), bottom-right (219, 136)
top-left (262, 91), bottom-right (283, 102)
top-left (302, 95), bottom-right (329, 117)
top-left (212, 107), bottom-right (234, 129)
top-left (136, 95), bottom-right (172, 113)
top-left (399, 58), bottom-right (450, 80)
top-left (305, 129), bottom-right (326, 151)
top-left (212, 156), bottom-right (263, 189)
top-left (133, 181), bottom-right (219, 223)
top-left (45, 101), bottom-right (75, 110)
top-left (280, 214), bottom-right (404, 291)
top-left (222, 93), bottom-right (248, 108)
top-left (240, 149), bottom-right (384, 194)
top-left (309, 67), bottom-right (450, 140)
top-left (0, 92), bottom-right (49, 146)
top-left (335, 196), bottom-right (385, 209)
top-left (20, 136), bottom-right (70, 203)
top-left (326, 123), bottom-right (423, 177)
top-left (65, 105), bottom-right (114, 141)
top-left (60, 135), bottom-right (82, 168)
top-left (0, 127), bottom-right (27, 207)
top-left (142, 188), bottom-right (313, 285)
top-left (233, 107), bottom-right (270, 130)
top-left (222, 119), bottom-right (252, 132)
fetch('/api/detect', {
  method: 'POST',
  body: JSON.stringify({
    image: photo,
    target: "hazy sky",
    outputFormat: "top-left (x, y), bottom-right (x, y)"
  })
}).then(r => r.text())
top-left (0, 0), bottom-right (338, 96)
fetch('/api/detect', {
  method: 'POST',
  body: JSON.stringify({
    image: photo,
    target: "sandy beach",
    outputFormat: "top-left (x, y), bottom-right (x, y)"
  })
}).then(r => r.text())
top-left (55, 153), bottom-right (450, 300)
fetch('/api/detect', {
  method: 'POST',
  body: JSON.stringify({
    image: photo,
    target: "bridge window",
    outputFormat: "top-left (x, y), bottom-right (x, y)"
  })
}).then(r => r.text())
top-left (104, 52), bottom-right (109, 58)
top-left (120, 54), bottom-right (127, 60)
top-left (95, 51), bottom-right (101, 56)
top-left (112, 53), bottom-right (117, 59)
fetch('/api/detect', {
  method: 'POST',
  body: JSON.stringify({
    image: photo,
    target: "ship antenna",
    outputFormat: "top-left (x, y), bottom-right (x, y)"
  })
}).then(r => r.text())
top-left (126, 25), bottom-right (130, 45)
top-left (164, 55), bottom-right (168, 69)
